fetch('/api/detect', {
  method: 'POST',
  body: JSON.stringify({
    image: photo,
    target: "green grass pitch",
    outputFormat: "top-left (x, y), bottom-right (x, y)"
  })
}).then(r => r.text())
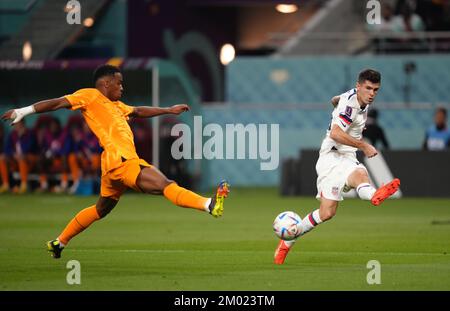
top-left (1, 188), bottom-right (449, 290)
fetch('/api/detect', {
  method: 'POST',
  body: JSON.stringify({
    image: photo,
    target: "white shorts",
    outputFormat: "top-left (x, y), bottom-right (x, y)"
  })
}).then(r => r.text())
top-left (315, 150), bottom-right (367, 201)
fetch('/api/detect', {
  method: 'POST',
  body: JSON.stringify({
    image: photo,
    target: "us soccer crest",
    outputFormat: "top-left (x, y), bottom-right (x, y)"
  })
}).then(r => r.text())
top-left (332, 186), bottom-right (339, 196)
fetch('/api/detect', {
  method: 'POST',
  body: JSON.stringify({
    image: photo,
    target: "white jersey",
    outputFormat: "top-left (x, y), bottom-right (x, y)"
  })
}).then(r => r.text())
top-left (319, 88), bottom-right (369, 156)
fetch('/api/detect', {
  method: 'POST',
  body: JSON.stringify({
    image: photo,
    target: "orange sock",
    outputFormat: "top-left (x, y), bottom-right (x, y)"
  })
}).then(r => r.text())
top-left (58, 205), bottom-right (100, 245)
top-left (18, 159), bottom-right (28, 185)
top-left (0, 158), bottom-right (8, 186)
top-left (163, 182), bottom-right (209, 211)
top-left (61, 172), bottom-right (68, 188)
top-left (68, 153), bottom-right (81, 182)
top-left (39, 174), bottom-right (48, 188)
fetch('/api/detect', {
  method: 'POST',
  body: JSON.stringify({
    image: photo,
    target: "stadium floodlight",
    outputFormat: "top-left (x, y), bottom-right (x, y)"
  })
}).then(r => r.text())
top-left (275, 4), bottom-right (298, 14)
top-left (83, 17), bottom-right (94, 28)
top-left (220, 44), bottom-right (235, 66)
top-left (22, 41), bottom-right (32, 62)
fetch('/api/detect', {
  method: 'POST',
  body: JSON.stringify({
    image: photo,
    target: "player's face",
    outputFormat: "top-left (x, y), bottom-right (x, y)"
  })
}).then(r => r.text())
top-left (357, 80), bottom-right (380, 106)
top-left (435, 110), bottom-right (446, 127)
top-left (107, 72), bottom-right (124, 101)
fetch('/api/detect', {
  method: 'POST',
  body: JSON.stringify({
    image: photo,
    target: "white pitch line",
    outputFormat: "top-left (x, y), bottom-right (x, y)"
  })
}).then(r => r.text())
top-left (67, 249), bottom-right (448, 257)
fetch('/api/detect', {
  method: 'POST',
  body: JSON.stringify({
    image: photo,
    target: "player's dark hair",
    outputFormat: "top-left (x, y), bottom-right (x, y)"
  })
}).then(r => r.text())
top-left (93, 65), bottom-right (121, 84)
top-left (358, 69), bottom-right (381, 84)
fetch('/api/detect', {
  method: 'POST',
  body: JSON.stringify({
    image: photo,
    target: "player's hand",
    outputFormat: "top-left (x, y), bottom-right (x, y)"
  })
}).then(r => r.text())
top-left (169, 104), bottom-right (190, 115)
top-left (0, 109), bottom-right (20, 125)
top-left (362, 142), bottom-right (378, 158)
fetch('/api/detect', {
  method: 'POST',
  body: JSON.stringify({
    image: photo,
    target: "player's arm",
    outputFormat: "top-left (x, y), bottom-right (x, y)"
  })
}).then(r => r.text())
top-left (1, 97), bottom-right (71, 125)
top-left (331, 96), bottom-right (340, 108)
top-left (330, 124), bottom-right (378, 158)
top-left (130, 104), bottom-right (190, 118)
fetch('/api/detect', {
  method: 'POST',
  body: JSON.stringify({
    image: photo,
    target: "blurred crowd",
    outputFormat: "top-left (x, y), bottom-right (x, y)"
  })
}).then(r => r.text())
top-left (368, 0), bottom-right (450, 53)
top-left (0, 115), bottom-right (102, 194)
top-left (0, 114), bottom-right (191, 195)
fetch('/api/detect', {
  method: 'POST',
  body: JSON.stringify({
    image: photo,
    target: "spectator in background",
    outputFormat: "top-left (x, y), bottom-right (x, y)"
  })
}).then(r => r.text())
top-left (0, 123), bottom-right (8, 193)
top-left (423, 107), bottom-right (450, 151)
top-left (3, 120), bottom-right (40, 193)
top-left (34, 116), bottom-right (68, 193)
top-left (363, 109), bottom-right (390, 150)
top-left (368, 2), bottom-right (396, 32)
top-left (367, 2), bottom-right (396, 53)
top-left (61, 115), bottom-right (84, 194)
top-left (391, 1), bottom-right (427, 52)
top-left (47, 117), bottom-right (69, 192)
top-left (392, 1), bottom-right (425, 32)
top-left (79, 123), bottom-right (102, 180)
top-left (62, 118), bottom-right (103, 195)
top-left (34, 115), bottom-right (54, 192)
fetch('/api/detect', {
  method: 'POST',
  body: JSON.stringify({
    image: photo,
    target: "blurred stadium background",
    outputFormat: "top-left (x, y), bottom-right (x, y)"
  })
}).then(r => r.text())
top-left (0, 0), bottom-right (449, 291)
top-left (1, 0), bottom-right (449, 193)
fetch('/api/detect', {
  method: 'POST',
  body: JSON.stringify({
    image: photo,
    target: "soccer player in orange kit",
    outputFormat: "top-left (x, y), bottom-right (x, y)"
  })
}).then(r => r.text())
top-left (1, 65), bottom-right (230, 259)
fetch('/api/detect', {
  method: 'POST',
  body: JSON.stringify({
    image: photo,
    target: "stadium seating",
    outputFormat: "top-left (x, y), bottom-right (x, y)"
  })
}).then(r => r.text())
top-left (226, 55), bottom-right (450, 104)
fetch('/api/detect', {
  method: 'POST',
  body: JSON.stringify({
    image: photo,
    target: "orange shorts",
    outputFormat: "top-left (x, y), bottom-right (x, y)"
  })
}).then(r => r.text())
top-left (101, 158), bottom-right (152, 200)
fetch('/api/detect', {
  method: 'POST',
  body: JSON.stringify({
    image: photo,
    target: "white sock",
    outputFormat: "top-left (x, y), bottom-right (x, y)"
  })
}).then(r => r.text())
top-left (204, 198), bottom-right (212, 211)
top-left (57, 238), bottom-right (65, 248)
top-left (356, 183), bottom-right (376, 200)
top-left (284, 209), bottom-right (323, 248)
top-left (300, 209), bottom-right (323, 236)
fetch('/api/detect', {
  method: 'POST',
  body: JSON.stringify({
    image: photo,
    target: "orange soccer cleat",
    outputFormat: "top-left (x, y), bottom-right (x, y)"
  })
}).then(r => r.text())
top-left (274, 240), bottom-right (291, 265)
top-left (208, 180), bottom-right (230, 218)
top-left (371, 178), bottom-right (401, 206)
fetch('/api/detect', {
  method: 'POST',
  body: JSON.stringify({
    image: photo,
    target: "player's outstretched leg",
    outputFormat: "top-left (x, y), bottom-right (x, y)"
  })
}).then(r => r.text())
top-left (274, 210), bottom-right (323, 265)
top-left (46, 205), bottom-right (100, 259)
top-left (47, 197), bottom-right (118, 259)
top-left (274, 239), bottom-right (295, 265)
top-left (346, 169), bottom-right (400, 206)
top-left (163, 180), bottom-right (230, 217)
top-left (137, 166), bottom-right (230, 217)
top-left (371, 178), bottom-right (401, 206)
top-left (274, 198), bottom-right (337, 264)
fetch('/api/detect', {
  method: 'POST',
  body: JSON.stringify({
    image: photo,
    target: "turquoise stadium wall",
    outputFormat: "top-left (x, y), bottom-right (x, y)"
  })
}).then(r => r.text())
top-left (200, 55), bottom-right (450, 187)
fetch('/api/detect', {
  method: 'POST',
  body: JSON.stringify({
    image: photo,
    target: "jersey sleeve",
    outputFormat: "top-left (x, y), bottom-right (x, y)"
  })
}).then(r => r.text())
top-left (116, 101), bottom-right (135, 120)
top-left (331, 96), bottom-right (357, 132)
top-left (64, 89), bottom-right (97, 111)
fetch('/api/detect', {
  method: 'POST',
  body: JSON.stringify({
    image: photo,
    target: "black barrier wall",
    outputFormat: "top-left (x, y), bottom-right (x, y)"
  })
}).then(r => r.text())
top-left (281, 150), bottom-right (450, 198)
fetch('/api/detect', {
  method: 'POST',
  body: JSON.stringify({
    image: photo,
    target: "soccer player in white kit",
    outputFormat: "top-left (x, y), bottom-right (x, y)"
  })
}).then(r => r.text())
top-left (274, 69), bottom-right (400, 265)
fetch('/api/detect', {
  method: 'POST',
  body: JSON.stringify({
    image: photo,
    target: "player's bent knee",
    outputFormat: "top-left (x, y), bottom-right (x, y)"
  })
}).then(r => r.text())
top-left (354, 168), bottom-right (368, 179)
top-left (96, 198), bottom-right (118, 218)
top-left (152, 178), bottom-right (172, 192)
top-left (161, 178), bottom-right (173, 189)
top-left (96, 206), bottom-right (112, 218)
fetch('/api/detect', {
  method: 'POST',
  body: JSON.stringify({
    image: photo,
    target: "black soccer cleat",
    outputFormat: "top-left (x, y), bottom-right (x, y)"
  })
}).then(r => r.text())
top-left (47, 239), bottom-right (64, 259)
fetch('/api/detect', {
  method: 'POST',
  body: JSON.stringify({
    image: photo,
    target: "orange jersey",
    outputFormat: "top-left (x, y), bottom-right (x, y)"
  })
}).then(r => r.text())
top-left (65, 88), bottom-right (138, 175)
